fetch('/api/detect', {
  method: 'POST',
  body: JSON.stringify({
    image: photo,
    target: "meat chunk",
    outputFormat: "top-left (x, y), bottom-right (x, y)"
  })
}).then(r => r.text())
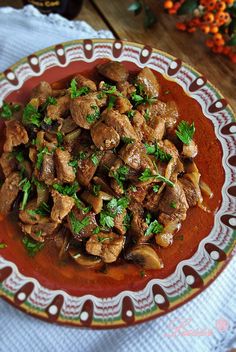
top-left (115, 96), bottom-right (132, 113)
top-left (86, 232), bottom-right (125, 263)
top-left (103, 109), bottom-right (138, 141)
top-left (136, 67), bottom-right (160, 98)
top-left (182, 140), bottom-right (198, 159)
top-left (39, 154), bottom-right (55, 184)
top-left (47, 95), bottom-right (70, 120)
top-left (74, 74), bottom-right (97, 91)
top-left (51, 190), bottom-right (75, 222)
top-left (91, 121), bottom-right (120, 150)
top-left (70, 95), bottom-right (99, 129)
top-left (68, 208), bottom-right (98, 239)
top-left (158, 181), bottom-right (189, 226)
top-left (77, 153), bottom-right (102, 187)
top-left (127, 185), bottom-right (148, 203)
top-left (179, 177), bottom-right (200, 207)
top-left (145, 189), bottom-right (162, 213)
top-left (130, 206), bottom-right (151, 243)
top-left (3, 120), bottom-right (29, 152)
top-left (114, 210), bottom-right (127, 235)
top-left (119, 143), bottom-right (143, 170)
top-left (55, 148), bottom-right (75, 183)
top-left (20, 220), bottom-right (58, 242)
top-left (97, 61), bottom-right (128, 82)
top-left (31, 81), bottom-right (52, 105)
top-left (163, 101), bottom-right (179, 130)
top-left (158, 139), bottom-right (179, 159)
top-left (19, 200), bottom-right (45, 225)
top-left (117, 81), bottom-right (136, 97)
top-left (148, 116), bottom-right (165, 141)
top-left (0, 152), bottom-right (16, 177)
top-left (0, 172), bottom-right (21, 215)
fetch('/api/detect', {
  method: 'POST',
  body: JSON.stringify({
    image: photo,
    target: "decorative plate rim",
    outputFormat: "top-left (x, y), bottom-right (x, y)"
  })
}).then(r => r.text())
top-left (0, 39), bottom-right (235, 329)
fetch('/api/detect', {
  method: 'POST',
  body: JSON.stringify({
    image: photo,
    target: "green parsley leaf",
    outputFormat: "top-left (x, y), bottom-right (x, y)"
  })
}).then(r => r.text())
top-left (139, 168), bottom-right (174, 187)
top-left (144, 108), bottom-right (150, 121)
top-left (122, 137), bottom-right (134, 144)
top-left (19, 178), bottom-right (31, 210)
top-left (23, 104), bottom-right (41, 127)
top-left (86, 105), bottom-right (100, 124)
top-left (144, 143), bottom-right (172, 162)
top-left (0, 102), bottom-right (20, 120)
top-left (27, 202), bottom-right (50, 217)
top-left (68, 159), bottom-right (78, 169)
top-left (31, 176), bottom-right (45, 189)
top-left (22, 236), bottom-right (44, 256)
top-left (127, 110), bottom-right (135, 119)
top-left (123, 212), bottom-right (132, 230)
top-left (145, 220), bottom-right (163, 236)
top-left (36, 147), bottom-right (50, 169)
top-left (43, 117), bottom-right (52, 125)
top-left (41, 96), bottom-right (57, 111)
top-left (101, 82), bottom-right (117, 95)
top-left (74, 195), bottom-right (91, 214)
top-left (107, 95), bottom-right (116, 110)
top-left (91, 153), bottom-right (99, 166)
top-left (69, 212), bottom-right (90, 234)
top-left (53, 182), bottom-right (79, 197)
top-left (78, 151), bottom-right (87, 160)
top-left (93, 226), bottom-right (101, 234)
top-left (57, 131), bottom-right (63, 146)
top-left (170, 201), bottom-right (177, 209)
top-left (0, 243), bottom-right (7, 249)
top-left (112, 165), bottom-right (129, 190)
top-left (70, 78), bottom-right (90, 99)
top-left (145, 213), bottom-right (152, 225)
top-left (92, 184), bottom-right (101, 197)
top-left (129, 185), bottom-right (137, 192)
top-left (107, 196), bottom-right (129, 215)
top-left (176, 120), bottom-right (195, 145)
top-left (153, 185), bottom-right (160, 193)
top-left (99, 211), bottom-right (114, 228)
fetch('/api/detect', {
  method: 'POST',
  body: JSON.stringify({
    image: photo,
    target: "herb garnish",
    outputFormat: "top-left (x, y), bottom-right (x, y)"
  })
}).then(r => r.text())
top-left (22, 104), bottom-right (41, 127)
top-left (152, 185), bottom-right (160, 193)
top-left (22, 236), bottom-right (44, 256)
top-left (93, 226), bottom-right (101, 234)
top-left (53, 182), bottom-right (79, 197)
top-left (170, 201), bottom-right (177, 209)
top-left (69, 212), bottom-right (90, 234)
top-left (0, 102), bottom-right (20, 120)
top-left (0, 243), bottom-right (7, 249)
top-left (19, 178), bottom-right (32, 210)
top-left (86, 105), bottom-right (100, 124)
top-left (127, 110), bottom-right (135, 119)
top-left (27, 202), bottom-right (50, 218)
top-left (41, 96), bottom-right (57, 111)
top-left (43, 117), bottom-right (52, 125)
top-left (99, 211), bottom-right (114, 228)
top-left (99, 196), bottom-right (129, 229)
top-left (36, 147), bottom-right (50, 169)
top-left (144, 108), bottom-right (150, 121)
top-left (56, 131), bottom-right (63, 146)
top-left (70, 78), bottom-right (90, 99)
top-left (91, 153), bottom-right (99, 166)
top-left (139, 168), bottom-right (174, 187)
top-left (145, 143), bottom-right (172, 162)
top-left (131, 83), bottom-right (157, 107)
top-left (145, 219), bottom-right (163, 236)
top-left (107, 95), bottom-right (116, 110)
top-left (176, 120), bottom-right (195, 145)
top-left (112, 165), bottom-right (129, 189)
top-left (78, 151), bottom-right (87, 160)
top-left (92, 184), bottom-right (101, 197)
top-left (122, 137), bottom-right (134, 144)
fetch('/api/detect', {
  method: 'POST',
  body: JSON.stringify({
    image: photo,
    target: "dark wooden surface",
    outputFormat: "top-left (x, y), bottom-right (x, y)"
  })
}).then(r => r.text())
top-left (1, 0), bottom-right (235, 111)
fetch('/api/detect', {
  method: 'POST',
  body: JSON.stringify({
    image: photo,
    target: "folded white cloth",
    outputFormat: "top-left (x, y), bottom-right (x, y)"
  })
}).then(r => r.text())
top-left (0, 5), bottom-right (235, 352)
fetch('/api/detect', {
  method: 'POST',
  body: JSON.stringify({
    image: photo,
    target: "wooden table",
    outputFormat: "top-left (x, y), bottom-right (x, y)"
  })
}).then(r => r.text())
top-left (1, 0), bottom-right (236, 111)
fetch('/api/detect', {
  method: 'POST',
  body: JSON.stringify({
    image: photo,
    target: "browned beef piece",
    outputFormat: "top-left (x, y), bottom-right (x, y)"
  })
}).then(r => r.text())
top-left (97, 61), bottom-right (128, 82)
top-left (115, 96), bottom-right (132, 113)
top-left (93, 176), bottom-right (117, 196)
top-left (3, 120), bottom-right (29, 152)
top-left (131, 111), bottom-right (146, 140)
top-left (138, 100), bottom-right (166, 119)
top-left (51, 190), bottom-right (75, 222)
top-left (129, 204), bottom-right (152, 243)
top-left (70, 95), bottom-right (99, 129)
top-left (158, 139), bottom-right (179, 159)
top-left (110, 178), bottom-right (124, 195)
top-left (55, 148), bottom-right (75, 183)
top-left (145, 189), bottom-right (162, 213)
top-left (158, 181), bottom-right (189, 226)
top-left (39, 154), bottom-right (55, 184)
top-left (20, 220), bottom-right (58, 242)
top-left (47, 95), bottom-right (70, 120)
top-left (182, 140), bottom-right (198, 159)
top-left (0, 172), bottom-right (21, 215)
top-left (127, 185), bottom-right (148, 203)
top-left (29, 148), bottom-right (37, 163)
top-left (117, 81), bottom-right (136, 97)
top-left (77, 156), bottom-right (100, 187)
top-left (103, 109), bottom-right (138, 141)
top-left (148, 116), bottom-right (165, 141)
top-left (90, 121), bottom-right (120, 150)
top-left (114, 210), bottom-right (127, 235)
top-left (99, 151), bottom-right (117, 171)
top-left (163, 101), bottom-right (179, 130)
top-left (31, 81), bottom-right (52, 105)
top-left (68, 208), bottom-right (98, 239)
top-left (0, 152), bottom-right (16, 177)
top-left (136, 67), bottom-right (160, 97)
top-left (61, 116), bottom-right (78, 134)
top-left (86, 232), bottom-right (125, 263)
top-left (74, 74), bottom-right (97, 91)
top-left (19, 200), bottom-right (45, 225)
top-left (179, 177), bottom-right (200, 207)
top-left (119, 143), bottom-right (144, 170)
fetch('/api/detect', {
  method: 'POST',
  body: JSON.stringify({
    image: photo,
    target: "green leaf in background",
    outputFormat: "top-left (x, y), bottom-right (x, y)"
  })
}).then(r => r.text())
top-left (144, 5), bottom-right (157, 28)
top-left (227, 34), bottom-right (236, 46)
top-left (177, 0), bottom-right (198, 15)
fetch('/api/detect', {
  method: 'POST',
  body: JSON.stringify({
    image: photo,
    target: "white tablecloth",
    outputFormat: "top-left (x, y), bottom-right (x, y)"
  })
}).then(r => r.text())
top-left (0, 5), bottom-right (235, 352)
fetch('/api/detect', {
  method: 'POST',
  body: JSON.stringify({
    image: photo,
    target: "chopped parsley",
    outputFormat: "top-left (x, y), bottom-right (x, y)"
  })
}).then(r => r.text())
top-left (70, 78), bottom-right (90, 99)
top-left (112, 165), bottom-right (129, 190)
top-left (11, 150), bottom-right (24, 163)
top-left (101, 82), bottom-right (118, 95)
top-left (41, 96), bottom-right (57, 111)
top-left (170, 201), bottom-right (177, 209)
top-left (144, 143), bottom-right (172, 162)
top-left (22, 104), bottom-right (41, 127)
top-left (0, 101), bottom-right (20, 120)
top-left (107, 196), bottom-right (129, 215)
top-left (56, 131), bottom-right (63, 146)
top-left (127, 110), bottom-right (135, 119)
top-left (78, 151), bottom-right (87, 160)
top-left (93, 226), bottom-right (101, 234)
top-left (144, 108), bottom-right (150, 121)
top-left (123, 212), bottom-right (132, 230)
top-left (139, 168), bottom-right (174, 187)
top-left (97, 235), bottom-right (111, 243)
top-left (131, 83), bottom-right (157, 107)
top-left (43, 117), bottom-right (52, 125)
top-left (107, 95), bottom-right (116, 110)
top-left (69, 212), bottom-right (90, 234)
top-left (27, 202), bottom-right (50, 218)
top-left (99, 211), bottom-right (114, 228)
top-left (53, 182), bottom-right (79, 197)
top-left (68, 159), bottom-right (78, 169)
top-left (19, 178), bottom-right (32, 210)
top-left (92, 184), bottom-right (101, 197)
top-left (129, 185), bottom-right (137, 192)
top-left (36, 147), bottom-right (50, 169)
top-left (22, 236), bottom-right (44, 256)
top-left (145, 213), bottom-right (152, 225)
top-left (86, 105), bottom-right (100, 124)
top-left (91, 153), bottom-right (99, 166)
top-left (176, 120), bottom-right (195, 145)
top-left (145, 220), bottom-right (163, 236)
top-left (0, 243), bottom-right (7, 249)
top-left (153, 185), bottom-right (160, 193)
top-left (122, 137), bottom-right (134, 144)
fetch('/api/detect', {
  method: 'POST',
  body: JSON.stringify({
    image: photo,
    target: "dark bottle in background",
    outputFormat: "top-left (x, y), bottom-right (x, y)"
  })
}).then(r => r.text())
top-left (22, 0), bottom-right (83, 19)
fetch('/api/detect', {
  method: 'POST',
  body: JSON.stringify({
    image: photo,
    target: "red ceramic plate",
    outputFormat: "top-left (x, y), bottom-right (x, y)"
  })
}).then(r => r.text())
top-left (0, 39), bottom-right (235, 328)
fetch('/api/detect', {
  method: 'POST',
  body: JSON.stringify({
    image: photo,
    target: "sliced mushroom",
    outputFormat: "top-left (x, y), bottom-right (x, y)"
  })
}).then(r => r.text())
top-left (126, 245), bottom-right (163, 269)
top-left (69, 248), bottom-right (102, 267)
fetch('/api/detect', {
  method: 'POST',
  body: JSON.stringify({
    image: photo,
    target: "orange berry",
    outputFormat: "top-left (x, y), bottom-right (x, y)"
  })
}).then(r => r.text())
top-left (216, 2), bottom-right (226, 11)
top-left (225, 0), bottom-right (234, 4)
top-left (164, 1), bottom-right (174, 9)
top-left (206, 38), bottom-right (214, 48)
top-left (206, 0), bottom-right (217, 11)
top-left (210, 25), bottom-right (219, 33)
top-left (216, 38), bottom-right (225, 46)
top-left (203, 13), bottom-right (215, 24)
top-left (201, 25), bottom-right (210, 34)
top-left (200, 0), bottom-right (208, 5)
top-left (168, 8), bottom-right (177, 14)
top-left (176, 22), bottom-right (187, 31)
top-left (213, 33), bottom-right (223, 40)
top-left (188, 27), bottom-right (196, 33)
